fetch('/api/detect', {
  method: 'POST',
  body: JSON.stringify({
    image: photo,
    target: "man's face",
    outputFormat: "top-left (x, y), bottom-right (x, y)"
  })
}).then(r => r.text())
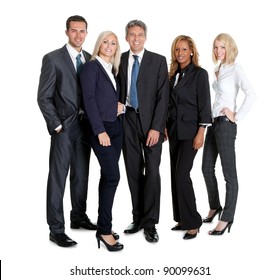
top-left (126, 26), bottom-right (146, 54)
top-left (65, 21), bottom-right (88, 52)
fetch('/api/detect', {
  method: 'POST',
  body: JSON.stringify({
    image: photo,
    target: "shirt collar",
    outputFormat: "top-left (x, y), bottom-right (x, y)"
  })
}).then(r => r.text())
top-left (66, 43), bottom-right (84, 59)
top-left (96, 56), bottom-right (113, 71)
top-left (129, 49), bottom-right (145, 61)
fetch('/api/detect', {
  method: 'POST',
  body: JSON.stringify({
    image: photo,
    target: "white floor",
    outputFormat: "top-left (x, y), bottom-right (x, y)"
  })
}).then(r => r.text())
top-left (1, 130), bottom-right (279, 279)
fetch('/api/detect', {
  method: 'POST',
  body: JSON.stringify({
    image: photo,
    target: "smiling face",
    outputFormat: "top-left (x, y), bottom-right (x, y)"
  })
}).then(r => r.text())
top-left (98, 34), bottom-right (118, 62)
top-left (126, 25), bottom-right (146, 54)
top-left (175, 40), bottom-right (192, 69)
top-left (213, 40), bottom-right (226, 62)
top-left (65, 21), bottom-right (88, 52)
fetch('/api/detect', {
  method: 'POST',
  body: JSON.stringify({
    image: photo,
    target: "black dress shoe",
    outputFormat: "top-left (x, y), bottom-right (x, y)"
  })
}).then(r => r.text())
top-left (124, 222), bottom-right (141, 234)
top-left (144, 227), bottom-right (159, 243)
top-left (183, 229), bottom-right (199, 240)
top-left (70, 219), bottom-right (98, 230)
top-left (49, 232), bottom-right (77, 247)
top-left (171, 224), bottom-right (182, 231)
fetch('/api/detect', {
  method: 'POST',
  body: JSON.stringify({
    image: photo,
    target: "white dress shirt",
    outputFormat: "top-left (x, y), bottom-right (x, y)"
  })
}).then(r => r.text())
top-left (212, 63), bottom-right (256, 121)
top-left (96, 56), bottom-right (116, 90)
top-left (66, 43), bottom-right (86, 71)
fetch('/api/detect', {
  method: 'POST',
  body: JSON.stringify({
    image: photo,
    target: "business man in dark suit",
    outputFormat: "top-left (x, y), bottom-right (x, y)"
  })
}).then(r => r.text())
top-left (37, 15), bottom-right (96, 247)
top-left (118, 20), bottom-right (169, 243)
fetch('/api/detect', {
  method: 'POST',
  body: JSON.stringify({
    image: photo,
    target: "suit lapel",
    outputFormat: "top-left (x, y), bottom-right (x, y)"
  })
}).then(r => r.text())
top-left (96, 60), bottom-right (118, 93)
top-left (83, 50), bottom-right (91, 62)
top-left (174, 63), bottom-right (195, 91)
top-left (137, 49), bottom-right (150, 81)
top-left (121, 51), bottom-right (129, 82)
top-left (61, 46), bottom-right (77, 80)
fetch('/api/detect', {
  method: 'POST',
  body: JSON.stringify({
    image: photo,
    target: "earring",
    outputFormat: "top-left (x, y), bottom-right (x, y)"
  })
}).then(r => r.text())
top-left (191, 53), bottom-right (193, 56)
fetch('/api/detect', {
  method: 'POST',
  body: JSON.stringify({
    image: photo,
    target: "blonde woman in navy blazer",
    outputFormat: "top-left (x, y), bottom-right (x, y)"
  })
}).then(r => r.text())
top-left (80, 31), bottom-right (124, 252)
top-left (166, 35), bottom-right (212, 240)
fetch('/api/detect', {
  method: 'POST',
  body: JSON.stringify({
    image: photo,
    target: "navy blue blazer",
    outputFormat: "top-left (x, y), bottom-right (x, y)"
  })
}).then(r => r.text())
top-left (80, 59), bottom-right (120, 136)
top-left (167, 62), bottom-right (212, 140)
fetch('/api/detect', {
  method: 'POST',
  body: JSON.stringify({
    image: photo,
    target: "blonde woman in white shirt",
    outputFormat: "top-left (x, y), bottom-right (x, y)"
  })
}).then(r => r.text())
top-left (201, 33), bottom-right (256, 235)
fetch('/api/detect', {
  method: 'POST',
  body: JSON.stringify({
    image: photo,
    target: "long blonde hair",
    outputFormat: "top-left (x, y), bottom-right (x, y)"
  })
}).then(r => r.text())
top-left (91, 31), bottom-right (121, 75)
top-left (169, 35), bottom-right (200, 80)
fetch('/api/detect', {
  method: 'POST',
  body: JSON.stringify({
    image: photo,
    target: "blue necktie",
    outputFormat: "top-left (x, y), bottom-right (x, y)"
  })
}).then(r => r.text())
top-left (130, 55), bottom-right (139, 109)
top-left (76, 54), bottom-right (83, 75)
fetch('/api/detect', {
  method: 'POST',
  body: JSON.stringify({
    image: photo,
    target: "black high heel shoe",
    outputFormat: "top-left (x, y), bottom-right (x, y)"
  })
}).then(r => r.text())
top-left (96, 232), bottom-right (124, 251)
top-left (202, 206), bottom-right (223, 223)
top-left (183, 228), bottom-right (200, 240)
top-left (112, 231), bottom-right (119, 240)
top-left (171, 224), bottom-right (182, 231)
top-left (208, 221), bottom-right (233, 236)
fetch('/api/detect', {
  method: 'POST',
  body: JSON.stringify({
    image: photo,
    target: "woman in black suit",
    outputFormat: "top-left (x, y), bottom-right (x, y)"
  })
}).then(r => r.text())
top-left (166, 35), bottom-right (212, 240)
top-left (80, 31), bottom-right (124, 251)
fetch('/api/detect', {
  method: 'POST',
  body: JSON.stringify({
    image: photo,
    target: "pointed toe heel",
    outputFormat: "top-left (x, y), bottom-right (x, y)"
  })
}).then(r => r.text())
top-left (202, 206), bottom-right (223, 223)
top-left (208, 221), bottom-right (233, 236)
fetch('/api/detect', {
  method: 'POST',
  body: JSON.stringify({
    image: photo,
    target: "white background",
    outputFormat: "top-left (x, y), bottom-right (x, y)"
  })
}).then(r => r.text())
top-left (1, 0), bottom-right (279, 279)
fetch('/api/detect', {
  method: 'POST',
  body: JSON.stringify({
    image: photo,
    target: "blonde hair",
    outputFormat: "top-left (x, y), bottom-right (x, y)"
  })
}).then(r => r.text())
top-left (169, 35), bottom-right (200, 79)
top-left (212, 33), bottom-right (238, 65)
top-left (91, 31), bottom-right (121, 75)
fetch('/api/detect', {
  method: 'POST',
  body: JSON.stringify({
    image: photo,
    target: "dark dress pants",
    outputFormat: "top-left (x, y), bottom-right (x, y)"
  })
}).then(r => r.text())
top-left (122, 109), bottom-right (163, 228)
top-left (202, 122), bottom-right (238, 222)
top-left (47, 118), bottom-right (91, 234)
top-left (169, 139), bottom-right (202, 230)
top-left (90, 118), bottom-right (123, 235)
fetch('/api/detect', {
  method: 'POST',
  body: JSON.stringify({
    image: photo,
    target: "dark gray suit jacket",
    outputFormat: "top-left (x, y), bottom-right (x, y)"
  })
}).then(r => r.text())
top-left (37, 45), bottom-right (91, 134)
top-left (118, 49), bottom-right (169, 135)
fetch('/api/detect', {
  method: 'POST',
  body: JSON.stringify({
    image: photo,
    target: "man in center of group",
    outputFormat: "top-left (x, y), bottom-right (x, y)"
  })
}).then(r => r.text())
top-left (118, 19), bottom-right (169, 243)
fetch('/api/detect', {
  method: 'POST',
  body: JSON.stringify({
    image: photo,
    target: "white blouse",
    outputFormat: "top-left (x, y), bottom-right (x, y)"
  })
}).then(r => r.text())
top-left (96, 56), bottom-right (116, 90)
top-left (212, 63), bottom-right (256, 121)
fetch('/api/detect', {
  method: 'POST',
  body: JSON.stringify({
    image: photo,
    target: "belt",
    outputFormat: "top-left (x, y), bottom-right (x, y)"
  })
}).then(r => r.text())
top-left (213, 116), bottom-right (230, 123)
top-left (126, 106), bottom-right (139, 113)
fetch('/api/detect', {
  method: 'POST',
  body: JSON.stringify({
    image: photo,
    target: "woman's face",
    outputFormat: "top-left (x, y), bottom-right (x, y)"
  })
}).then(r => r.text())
top-left (175, 40), bottom-right (192, 69)
top-left (214, 40), bottom-right (226, 62)
top-left (99, 34), bottom-right (118, 61)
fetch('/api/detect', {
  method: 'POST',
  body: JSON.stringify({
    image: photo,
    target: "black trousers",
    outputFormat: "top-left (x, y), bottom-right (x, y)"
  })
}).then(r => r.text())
top-left (122, 109), bottom-right (163, 228)
top-left (169, 139), bottom-right (202, 230)
top-left (90, 118), bottom-right (123, 235)
top-left (202, 122), bottom-right (238, 222)
top-left (47, 118), bottom-right (91, 234)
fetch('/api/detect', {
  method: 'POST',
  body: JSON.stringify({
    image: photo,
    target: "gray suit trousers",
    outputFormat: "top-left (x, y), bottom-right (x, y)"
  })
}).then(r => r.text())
top-left (202, 122), bottom-right (238, 222)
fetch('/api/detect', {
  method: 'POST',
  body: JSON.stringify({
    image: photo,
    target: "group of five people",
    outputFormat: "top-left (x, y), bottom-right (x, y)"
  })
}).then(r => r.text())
top-left (37, 15), bottom-right (256, 251)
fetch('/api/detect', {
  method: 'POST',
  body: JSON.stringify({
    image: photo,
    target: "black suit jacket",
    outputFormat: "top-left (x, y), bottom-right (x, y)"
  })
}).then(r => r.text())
top-left (37, 45), bottom-right (91, 134)
top-left (80, 59), bottom-right (120, 136)
top-left (118, 49), bottom-right (169, 135)
top-left (167, 63), bottom-right (212, 140)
